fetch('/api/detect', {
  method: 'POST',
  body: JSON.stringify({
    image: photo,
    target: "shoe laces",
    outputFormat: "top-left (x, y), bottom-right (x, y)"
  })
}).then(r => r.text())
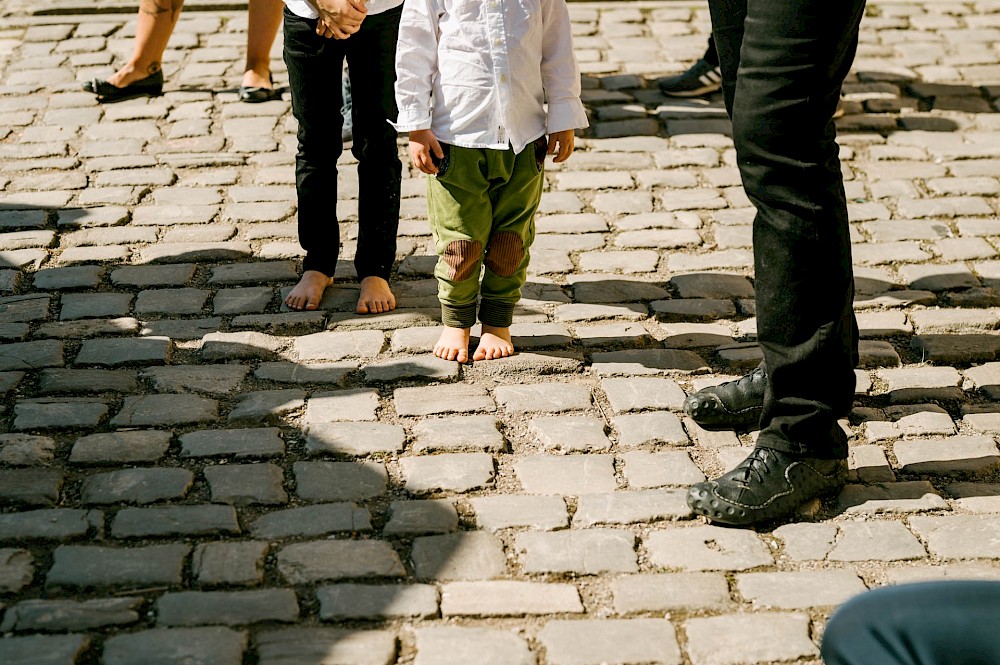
top-left (731, 365), bottom-right (765, 391)
top-left (734, 447), bottom-right (777, 488)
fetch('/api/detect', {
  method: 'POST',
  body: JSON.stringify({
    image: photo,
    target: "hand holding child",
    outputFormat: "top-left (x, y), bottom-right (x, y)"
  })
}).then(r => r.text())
top-left (313, 0), bottom-right (367, 39)
top-left (408, 129), bottom-right (444, 174)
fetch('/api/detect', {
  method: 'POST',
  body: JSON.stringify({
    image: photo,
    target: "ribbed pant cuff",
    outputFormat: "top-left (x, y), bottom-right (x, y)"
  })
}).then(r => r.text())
top-left (441, 302), bottom-right (478, 328)
top-left (479, 299), bottom-right (515, 327)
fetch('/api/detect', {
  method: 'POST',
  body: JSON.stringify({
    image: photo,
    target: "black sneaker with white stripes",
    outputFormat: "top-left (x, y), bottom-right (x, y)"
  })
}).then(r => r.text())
top-left (658, 59), bottom-right (723, 97)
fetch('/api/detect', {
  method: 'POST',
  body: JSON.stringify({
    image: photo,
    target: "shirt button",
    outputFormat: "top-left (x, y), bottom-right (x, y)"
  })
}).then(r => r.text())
top-left (495, 38), bottom-right (502, 45)
top-left (499, 74), bottom-right (507, 83)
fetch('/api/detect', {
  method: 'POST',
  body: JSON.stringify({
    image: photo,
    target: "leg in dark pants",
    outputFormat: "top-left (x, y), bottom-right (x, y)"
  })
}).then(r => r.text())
top-left (712, 0), bottom-right (862, 457)
top-left (686, 0), bottom-right (863, 525)
top-left (282, 7), bottom-right (402, 312)
top-left (822, 582), bottom-right (1000, 665)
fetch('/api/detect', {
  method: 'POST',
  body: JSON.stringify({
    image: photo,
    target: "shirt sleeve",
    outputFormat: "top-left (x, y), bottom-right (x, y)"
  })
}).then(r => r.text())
top-left (390, 0), bottom-right (440, 132)
top-left (540, 0), bottom-right (589, 134)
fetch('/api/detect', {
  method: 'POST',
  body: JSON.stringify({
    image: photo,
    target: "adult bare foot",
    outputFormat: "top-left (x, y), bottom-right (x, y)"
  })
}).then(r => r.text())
top-left (434, 326), bottom-right (471, 363)
top-left (356, 276), bottom-right (396, 314)
top-left (473, 325), bottom-right (514, 361)
top-left (285, 270), bottom-right (333, 311)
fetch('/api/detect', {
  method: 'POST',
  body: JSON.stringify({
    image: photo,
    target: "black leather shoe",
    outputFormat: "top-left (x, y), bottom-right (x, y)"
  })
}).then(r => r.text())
top-left (239, 75), bottom-right (281, 103)
top-left (687, 446), bottom-right (847, 526)
top-left (684, 363), bottom-right (766, 431)
top-left (83, 69), bottom-right (163, 102)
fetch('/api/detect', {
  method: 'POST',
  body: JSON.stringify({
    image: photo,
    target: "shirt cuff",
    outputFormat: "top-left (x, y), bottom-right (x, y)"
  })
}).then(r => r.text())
top-left (545, 99), bottom-right (589, 135)
top-left (390, 107), bottom-right (433, 133)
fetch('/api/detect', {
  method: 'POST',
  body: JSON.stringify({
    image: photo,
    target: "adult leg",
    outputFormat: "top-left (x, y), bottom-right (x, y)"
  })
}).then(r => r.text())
top-left (242, 0), bottom-right (283, 93)
top-left (283, 8), bottom-right (345, 310)
top-left (687, 0), bottom-right (863, 525)
top-left (345, 6), bottom-right (403, 314)
top-left (476, 140), bottom-right (545, 360)
top-left (427, 146), bottom-right (493, 363)
top-left (822, 582), bottom-right (1000, 665)
top-left (96, 0), bottom-right (183, 91)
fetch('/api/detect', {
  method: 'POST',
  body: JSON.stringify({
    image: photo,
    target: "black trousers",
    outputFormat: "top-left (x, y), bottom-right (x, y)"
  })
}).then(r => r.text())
top-left (709, 0), bottom-right (863, 458)
top-left (283, 6), bottom-right (402, 281)
top-left (822, 582), bottom-right (1000, 665)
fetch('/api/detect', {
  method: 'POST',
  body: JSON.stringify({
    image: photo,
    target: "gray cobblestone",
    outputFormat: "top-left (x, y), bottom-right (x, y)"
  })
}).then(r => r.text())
top-left (647, 526), bottom-right (773, 571)
top-left (517, 530), bottom-right (638, 574)
top-left (0, 597), bottom-right (142, 633)
top-left (204, 463), bottom-right (288, 506)
top-left (538, 619), bottom-right (681, 665)
top-left (401, 453), bottom-right (495, 494)
top-left (0, 433), bottom-right (55, 466)
top-left (495, 383), bottom-right (592, 413)
top-left (293, 461), bottom-right (387, 502)
top-left (894, 435), bottom-right (1000, 473)
top-left (384, 500), bottom-right (458, 536)
top-left (685, 613), bottom-right (818, 665)
top-left (193, 541), bottom-right (268, 587)
top-left (70, 430), bottom-right (171, 464)
top-left (470, 495), bottom-right (569, 530)
top-left (611, 573), bottom-right (730, 613)
top-left (12, 398), bottom-right (108, 431)
top-left (277, 540), bottom-right (406, 583)
top-left (46, 544), bottom-right (189, 589)
top-left (0, 469), bottom-right (63, 507)
top-left (103, 627), bottom-right (246, 665)
top-left (412, 532), bottom-right (507, 580)
top-left (613, 411), bottom-right (690, 447)
top-left (112, 394), bottom-right (218, 426)
top-left (909, 515), bottom-right (1000, 559)
top-left (0, 340), bottom-right (64, 371)
top-left (414, 626), bottom-right (532, 665)
top-left (111, 505), bottom-right (240, 539)
top-left (75, 337), bottom-right (170, 367)
top-left (828, 521), bottom-right (926, 561)
top-left (80, 468), bottom-right (193, 505)
top-left (0, 634), bottom-right (90, 665)
top-left (0, 549), bottom-right (34, 594)
top-left (179, 427), bottom-right (283, 459)
top-left (735, 570), bottom-right (867, 609)
top-left (529, 416), bottom-right (611, 452)
top-left (229, 389), bottom-right (305, 422)
top-left (515, 455), bottom-right (617, 494)
top-left (251, 504), bottom-right (371, 539)
top-left (156, 589), bottom-right (299, 626)
top-left (318, 584), bottom-right (438, 620)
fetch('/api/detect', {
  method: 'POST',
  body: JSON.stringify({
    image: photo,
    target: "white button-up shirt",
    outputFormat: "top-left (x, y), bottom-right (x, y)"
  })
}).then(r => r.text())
top-left (391, 0), bottom-right (589, 153)
top-left (284, 0), bottom-right (403, 21)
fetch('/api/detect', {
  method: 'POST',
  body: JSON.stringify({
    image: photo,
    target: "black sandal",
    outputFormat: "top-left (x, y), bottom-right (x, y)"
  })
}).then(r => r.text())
top-left (83, 69), bottom-right (163, 103)
top-left (239, 74), bottom-right (281, 103)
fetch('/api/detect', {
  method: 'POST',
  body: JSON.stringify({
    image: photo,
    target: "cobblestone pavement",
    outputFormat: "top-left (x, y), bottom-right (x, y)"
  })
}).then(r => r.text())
top-left (1, 0), bottom-right (1000, 663)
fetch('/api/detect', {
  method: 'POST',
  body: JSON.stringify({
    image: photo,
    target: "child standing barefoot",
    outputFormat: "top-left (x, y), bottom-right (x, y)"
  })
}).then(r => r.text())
top-left (392, 0), bottom-right (588, 362)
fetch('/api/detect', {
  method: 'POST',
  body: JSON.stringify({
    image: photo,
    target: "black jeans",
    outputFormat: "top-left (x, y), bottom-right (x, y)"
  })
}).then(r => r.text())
top-left (822, 582), bottom-right (1000, 665)
top-left (283, 6), bottom-right (402, 281)
top-left (709, 0), bottom-right (863, 458)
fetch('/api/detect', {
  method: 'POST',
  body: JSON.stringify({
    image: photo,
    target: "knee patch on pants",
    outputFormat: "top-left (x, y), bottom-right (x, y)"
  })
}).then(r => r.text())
top-left (484, 231), bottom-right (524, 278)
top-left (443, 239), bottom-right (482, 281)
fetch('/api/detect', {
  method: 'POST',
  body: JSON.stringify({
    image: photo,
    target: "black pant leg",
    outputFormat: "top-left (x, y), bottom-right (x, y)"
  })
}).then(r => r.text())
top-left (709, 0), bottom-right (863, 458)
top-left (283, 9), bottom-right (346, 277)
top-left (345, 6), bottom-right (403, 282)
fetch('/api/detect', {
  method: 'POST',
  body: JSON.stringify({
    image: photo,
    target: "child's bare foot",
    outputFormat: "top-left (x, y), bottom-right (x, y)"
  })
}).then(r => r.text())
top-left (434, 326), bottom-right (471, 363)
top-left (473, 325), bottom-right (515, 361)
top-left (356, 276), bottom-right (396, 314)
top-left (285, 270), bottom-right (333, 311)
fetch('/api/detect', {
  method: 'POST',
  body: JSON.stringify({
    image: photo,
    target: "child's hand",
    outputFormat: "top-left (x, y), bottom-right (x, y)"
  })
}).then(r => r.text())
top-left (408, 129), bottom-right (444, 175)
top-left (313, 0), bottom-right (367, 39)
top-left (547, 129), bottom-right (575, 163)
